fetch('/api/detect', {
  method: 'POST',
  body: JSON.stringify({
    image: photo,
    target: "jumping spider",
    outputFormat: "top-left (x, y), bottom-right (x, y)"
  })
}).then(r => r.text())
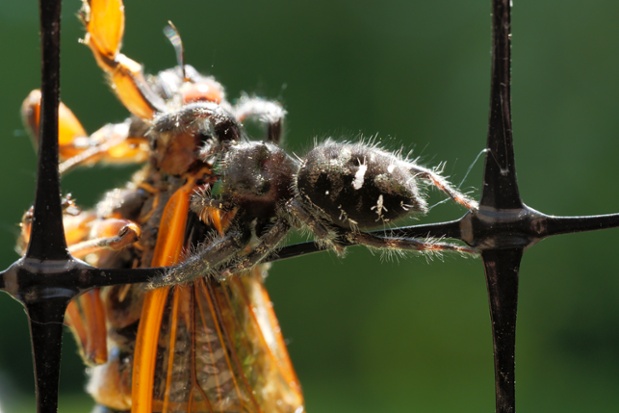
top-left (150, 124), bottom-right (479, 288)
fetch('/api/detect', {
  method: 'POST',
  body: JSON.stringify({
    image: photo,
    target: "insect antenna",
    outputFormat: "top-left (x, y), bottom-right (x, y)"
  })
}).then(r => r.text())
top-left (163, 21), bottom-right (187, 81)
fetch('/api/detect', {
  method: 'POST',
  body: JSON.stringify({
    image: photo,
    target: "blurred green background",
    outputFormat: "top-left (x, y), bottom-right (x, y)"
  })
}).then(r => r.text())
top-left (1, 0), bottom-right (619, 412)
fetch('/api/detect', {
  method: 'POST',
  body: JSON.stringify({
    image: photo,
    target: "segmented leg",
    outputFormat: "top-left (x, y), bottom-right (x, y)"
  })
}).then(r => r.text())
top-left (147, 225), bottom-right (253, 289)
top-left (21, 89), bottom-right (149, 174)
top-left (68, 220), bottom-right (141, 258)
top-left (216, 219), bottom-right (291, 280)
top-left (344, 230), bottom-right (476, 255)
top-left (233, 96), bottom-right (286, 144)
top-left (22, 89), bottom-right (87, 158)
top-left (287, 198), bottom-right (344, 252)
top-left (289, 197), bottom-right (475, 256)
top-left (80, 0), bottom-right (166, 118)
top-left (409, 164), bottom-right (479, 211)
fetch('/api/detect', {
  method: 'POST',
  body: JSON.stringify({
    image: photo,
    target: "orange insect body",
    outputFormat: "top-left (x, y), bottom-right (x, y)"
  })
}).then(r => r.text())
top-left (19, 0), bottom-right (304, 411)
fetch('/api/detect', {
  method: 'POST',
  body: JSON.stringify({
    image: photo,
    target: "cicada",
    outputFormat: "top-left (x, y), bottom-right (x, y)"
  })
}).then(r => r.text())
top-left (20, 0), bottom-right (303, 412)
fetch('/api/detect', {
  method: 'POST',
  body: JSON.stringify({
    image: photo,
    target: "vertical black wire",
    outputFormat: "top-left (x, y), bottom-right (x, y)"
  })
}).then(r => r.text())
top-left (28, 297), bottom-right (68, 413)
top-left (27, 1), bottom-right (68, 412)
top-left (482, 248), bottom-right (520, 413)
top-left (482, 0), bottom-right (520, 209)
top-left (29, 0), bottom-right (69, 261)
top-left (478, 1), bottom-right (521, 411)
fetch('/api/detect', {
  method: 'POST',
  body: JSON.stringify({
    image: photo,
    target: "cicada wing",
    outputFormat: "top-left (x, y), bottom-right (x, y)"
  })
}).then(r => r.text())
top-left (133, 181), bottom-right (304, 413)
top-left (148, 270), bottom-right (304, 413)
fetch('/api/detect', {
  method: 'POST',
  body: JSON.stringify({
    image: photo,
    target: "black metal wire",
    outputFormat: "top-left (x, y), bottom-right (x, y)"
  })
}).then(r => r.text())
top-left (2, 0), bottom-right (619, 412)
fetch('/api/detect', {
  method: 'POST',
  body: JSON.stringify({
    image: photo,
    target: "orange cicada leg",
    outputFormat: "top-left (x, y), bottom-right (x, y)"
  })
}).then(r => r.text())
top-left (21, 89), bottom-right (149, 174)
top-left (65, 290), bottom-right (108, 366)
top-left (66, 217), bottom-right (141, 366)
top-left (68, 219), bottom-right (141, 259)
top-left (79, 0), bottom-right (166, 118)
top-left (21, 89), bottom-right (88, 160)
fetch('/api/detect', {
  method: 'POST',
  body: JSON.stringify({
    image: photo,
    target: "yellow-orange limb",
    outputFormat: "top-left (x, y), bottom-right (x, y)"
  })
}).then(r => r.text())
top-left (65, 290), bottom-right (108, 365)
top-left (22, 89), bottom-right (87, 159)
top-left (81, 0), bottom-right (165, 119)
top-left (65, 218), bottom-right (140, 367)
top-left (68, 220), bottom-right (141, 258)
top-left (22, 90), bottom-right (149, 173)
top-left (59, 129), bottom-right (149, 174)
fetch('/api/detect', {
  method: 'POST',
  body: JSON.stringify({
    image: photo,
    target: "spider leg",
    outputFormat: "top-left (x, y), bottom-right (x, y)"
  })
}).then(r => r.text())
top-left (287, 198), bottom-right (344, 253)
top-left (344, 229), bottom-right (476, 255)
top-left (147, 225), bottom-right (252, 289)
top-left (216, 219), bottom-right (291, 280)
top-left (233, 96), bottom-right (286, 144)
top-left (289, 195), bottom-right (475, 256)
top-left (409, 164), bottom-right (479, 211)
